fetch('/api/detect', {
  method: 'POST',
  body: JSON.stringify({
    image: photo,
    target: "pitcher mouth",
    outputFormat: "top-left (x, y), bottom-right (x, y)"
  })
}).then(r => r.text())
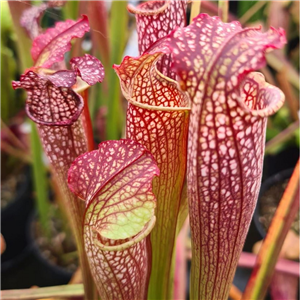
top-left (235, 72), bottom-right (285, 118)
top-left (114, 52), bottom-right (191, 112)
top-left (127, 1), bottom-right (170, 16)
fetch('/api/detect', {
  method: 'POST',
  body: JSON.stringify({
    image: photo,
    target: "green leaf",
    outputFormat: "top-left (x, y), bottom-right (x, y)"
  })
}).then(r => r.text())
top-left (30, 121), bottom-right (50, 237)
top-left (106, 1), bottom-right (128, 140)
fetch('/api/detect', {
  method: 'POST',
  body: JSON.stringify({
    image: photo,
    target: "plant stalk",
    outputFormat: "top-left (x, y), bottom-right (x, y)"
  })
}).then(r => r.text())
top-left (219, 0), bottom-right (229, 22)
top-left (276, 68), bottom-right (299, 121)
top-left (79, 89), bottom-right (95, 151)
top-left (267, 52), bottom-right (300, 90)
top-left (173, 217), bottom-right (189, 300)
top-left (107, 1), bottom-right (128, 140)
top-left (238, 252), bottom-right (300, 277)
top-left (242, 160), bottom-right (300, 300)
top-left (7, 1), bottom-right (32, 70)
top-left (239, 1), bottom-right (268, 25)
top-left (30, 122), bottom-right (51, 237)
top-left (190, 1), bottom-right (201, 22)
top-left (1, 119), bottom-right (28, 151)
top-left (0, 284), bottom-right (84, 300)
top-left (265, 120), bottom-right (299, 154)
top-left (1, 141), bottom-right (32, 164)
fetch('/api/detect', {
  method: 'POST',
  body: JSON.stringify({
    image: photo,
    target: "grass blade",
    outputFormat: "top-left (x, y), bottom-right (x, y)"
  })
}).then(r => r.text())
top-left (1, 284), bottom-right (84, 300)
top-left (106, 1), bottom-right (128, 140)
top-left (242, 160), bottom-right (300, 300)
top-left (30, 121), bottom-right (50, 237)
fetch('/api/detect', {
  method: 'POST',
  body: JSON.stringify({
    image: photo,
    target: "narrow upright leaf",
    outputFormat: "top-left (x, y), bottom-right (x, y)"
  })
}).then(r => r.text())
top-left (159, 14), bottom-right (286, 299)
top-left (106, 1), bottom-right (128, 140)
top-left (8, 1), bottom-right (33, 70)
top-left (68, 139), bottom-right (159, 300)
top-left (86, 1), bottom-right (110, 69)
top-left (115, 52), bottom-right (190, 299)
top-left (242, 160), bottom-right (300, 300)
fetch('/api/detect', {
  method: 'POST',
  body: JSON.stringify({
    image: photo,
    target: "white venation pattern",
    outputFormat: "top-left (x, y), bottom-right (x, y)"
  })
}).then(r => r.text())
top-left (167, 14), bottom-right (285, 299)
top-left (115, 48), bottom-right (190, 296)
top-left (69, 140), bottom-right (159, 300)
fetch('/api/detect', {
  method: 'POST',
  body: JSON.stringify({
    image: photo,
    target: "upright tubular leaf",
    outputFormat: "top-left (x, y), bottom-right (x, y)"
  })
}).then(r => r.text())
top-left (12, 71), bottom-right (84, 125)
top-left (161, 14), bottom-right (286, 299)
top-left (68, 140), bottom-right (159, 300)
top-left (114, 52), bottom-right (190, 300)
top-left (123, 2), bottom-right (189, 298)
top-left (12, 70), bottom-right (96, 300)
top-left (71, 54), bottom-right (105, 151)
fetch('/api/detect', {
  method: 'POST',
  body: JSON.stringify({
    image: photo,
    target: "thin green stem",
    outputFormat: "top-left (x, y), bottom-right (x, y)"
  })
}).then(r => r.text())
top-left (106, 1), bottom-right (128, 140)
top-left (62, 1), bottom-right (79, 20)
top-left (267, 53), bottom-right (299, 90)
top-left (239, 1), bottom-right (268, 25)
top-left (219, 0), bottom-right (228, 22)
top-left (80, 89), bottom-right (95, 151)
top-left (242, 160), bottom-right (300, 300)
top-left (265, 120), bottom-right (299, 154)
top-left (190, 1), bottom-right (201, 23)
top-left (0, 284), bottom-right (84, 300)
top-left (1, 141), bottom-right (32, 164)
top-left (30, 121), bottom-right (51, 237)
top-left (7, 1), bottom-right (32, 70)
top-left (1, 119), bottom-right (28, 151)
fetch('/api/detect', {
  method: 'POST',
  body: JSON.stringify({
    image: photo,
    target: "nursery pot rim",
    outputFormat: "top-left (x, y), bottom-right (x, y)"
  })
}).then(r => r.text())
top-left (253, 168), bottom-right (295, 239)
top-left (1, 243), bottom-right (34, 272)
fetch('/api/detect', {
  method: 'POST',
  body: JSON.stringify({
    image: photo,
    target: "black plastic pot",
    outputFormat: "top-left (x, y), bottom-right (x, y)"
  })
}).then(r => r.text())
top-left (1, 161), bottom-right (76, 290)
top-left (1, 165), bottom-right (34, 264)
top-left (28, 211), bottom-right (74, 286)
top-left (1, 211), bottom-right (73, 290)
top-left (263, 146), bottom-right (299, 180)
top-left (253, 168), bottom-right (294, 239)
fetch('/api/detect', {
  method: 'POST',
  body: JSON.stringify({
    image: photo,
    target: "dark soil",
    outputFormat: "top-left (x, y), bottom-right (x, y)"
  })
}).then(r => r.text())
top-left (1, 164), bottom-right (26, 209)
top-left (259, 179), bottom-right (300, 235)
top-left (33, 204), bottom-right (79, 273)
